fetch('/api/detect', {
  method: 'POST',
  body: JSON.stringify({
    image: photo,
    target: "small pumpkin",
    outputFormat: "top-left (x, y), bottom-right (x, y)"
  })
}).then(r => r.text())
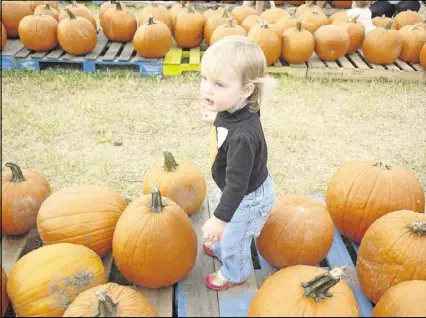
top-left (113, 188), bottom-right (197, 288)
top-left (398, 25), bottom-right (426, 63)
top-left (59, 1), bottom-right (97, 31)
top-left (1, 23), bottom-right (7, 50)
top-left (134, 16), bottom-right (172, 58)
top-left (241, 14), bottom-right (261, 32)
top-left (372, 15), bottom-right (397, 30)
top-left (372, 280), bottom-right (426, 317)
top-left (299, 10), bottom-right (329, 34)
top-left (282, 20), bottom-right (315, 63)
top-left (420, 42), bottom-right (426, 69)
top-left (7, 243), bottom-right (106, 317)
top-left (248, 21), bottom-right (282, 65)
top-left (394, 9), bottom-right (423, 30)
top-left (142, 152), bottom-right (206, 215)
top-left (1, 267), bottom-right (8, 318)
top-left (326, 161), bottom-right (425, 244)
top-left (1, 1), bottom-right (33, 38)
top-left (34, 2), bottom-right (59, 20)
top-left (295, 1), bottom-right (323, 18)
top-left (210, 18), bottom-right (247, 45)
top-left (231, 5), bottom-right (257, 25)
top-left (30, 1), bottom-right (58, 11)
top-left (57, 8), bottom-right (97, 55)
top-left (248, 266), bottom-right (359, 316)
top-left (275, 13), bottom-right (298, 34)
top-left (260, 2), bottom-right (289, 24)
top-left (204, 7), bottom-right (237, 46)
top-left (203, 6), bottom-right (225, 21)
top-left (103, 2), bottom-right (137, 42)
top-left (1, 162), bottom-right (51, 236)
top-left (357, 210), bottom-right (426, 304)
top-left (336, 15), bottom-right (365, 54)
top-left (329, 11), bottom-right (349, 24)
top-left (174, 6), bottom-right (205, 49)
top-left (140, 3), bottom-right (173, 33)
top-left (333, 1), bottom-right (352, 9)
top-left (314, 24), bottom-right (349, 61)
top-left (99, 1), bottom-right (128, 29)
top-left (18, 14), bottom-right (59, 51)
top-left (63, 283), bottom-right (159, 317)
top-left (362, 20), bottom-right (402, 65)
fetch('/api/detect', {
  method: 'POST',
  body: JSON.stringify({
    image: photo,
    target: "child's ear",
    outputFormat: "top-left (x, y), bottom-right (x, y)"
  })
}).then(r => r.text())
top-left (242, 83), bottom-right (255, 98)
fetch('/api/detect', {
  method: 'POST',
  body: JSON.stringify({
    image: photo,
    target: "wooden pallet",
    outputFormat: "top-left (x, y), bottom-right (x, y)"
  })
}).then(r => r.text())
top-left (163, 42), bottom-right (208, 76)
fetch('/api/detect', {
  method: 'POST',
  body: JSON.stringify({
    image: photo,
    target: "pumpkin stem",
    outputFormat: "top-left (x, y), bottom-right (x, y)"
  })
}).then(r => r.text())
top-left (110, 1), bottom-right (116, 3)
top-left (72, 1), bottom-right (78, 7)
top-left (385, 19), bottom-right (394, 30)
top-left (187, 5), bottom-right (195, 14)
top-left (115, 1), bottom-right (123, 11)
top-left (411, 220), bottom-right (426, 236)
top-left (307, 1), bottom-right (314, 7)
top-left (373, 162), bottom-right (391, 170)
top-left (163, 151), bottom-right (179, 172)
top-left (301, 267), bottom-right (346, 303)
top-left (222, 5), bottom-right (230, 18)
top-left (260, 20), bottom-right (270, 29)
top-left (151, 186), bottom-right (165, 213)
top-left (148, 15), bottom-right (155, 25)
top-left (63, 8), bottom-right (76, 19)
top-left (296, 20), bottom-right (303, 31)
top-left (350, 14), bottom-right (360, 23)
top-left (5, 163), bottom-right (26, 183)
top-left (44, 2), bottom-right (51, 10)
top-left (93, 290), bottom-right (118, 317)
top-left (226, 18), bottom-right (234, 28)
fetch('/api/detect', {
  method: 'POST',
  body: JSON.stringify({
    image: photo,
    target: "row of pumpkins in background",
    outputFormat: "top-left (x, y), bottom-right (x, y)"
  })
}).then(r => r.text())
top-left (2, 1), bottom-right (426, 70)
top-left (1, 151), bottom-right (425, 316)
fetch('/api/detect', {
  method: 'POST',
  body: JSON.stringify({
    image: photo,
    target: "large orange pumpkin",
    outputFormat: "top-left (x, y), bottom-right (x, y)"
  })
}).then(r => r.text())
top-left (102, 2), bottom-right (137, 42)
top-left (2, 162), bottom-right (51, 236)
top-left (256, 195), bottom-right (333, 268)
top-left (295, 1), bottom-right (323, 18)
top-left (336, 15), bottom-right (365, 54)
top-left (362, 20), bottom-right (402, 65)
top-left (37, 185), bottom-right (126, 257)
top-left (326, 161), bottom-right (424, 244)
top-left (174, 6), bottom-right (205, 49)
top-left (99, 1), bottom-right (128, 30)
top-left (314, 24), bottom-right (349, 61)
top-left (30, 1), bottom-right (58, 11)
top-left (248, 266), bottom-right (359, 316)
top-left (63, 283), bottom-right (159, 317)
top-left (7, 243), bottom-right (106, 317)
top-left (34, 2), bottom-right (59, 21)
top-left (134, 16), bottom-right (172, 58)
top-left (204, 7), bottom-right (237, 46)
top-left (139, 3), bottom-right (173, 33)
top-left (420, 42), bottom-right (426, 70)
top-left (394, 9), bottom-right (423, 30)
top-left (357, 210), bottom-right (426, 304)
top-left (281, 20), bottom-right (314, 63)
top-left (1, 1), bottom-right (33, 38)
top-left (113, 188), bottom-right (197, 288)
top-left (260, 2), bottom-right (289, 24)
top-left (299, 10), bottom-right (329, 34)
top-left (231, 5), bottom-right (256, 25)
top-left (142, 152), bottom-right (206, 215)
top-left (210, 19), bottom-right (247, 45)
top-left (1, 267), bottom-right (8, 318)
top-left (1, 23), bottom-right (7, 50)
top-left (18, 14), bottom-right (59, 51)
top-left (398, 25), bottom-right (426, 63)
top-left (58, 1), bottom-right (97, 31)
top-left (372, 280), bottom-right (426, 317)
top-left (372, 15), bottom-right (397, 30)
top-left (248, 21), bottom-right (281, 65)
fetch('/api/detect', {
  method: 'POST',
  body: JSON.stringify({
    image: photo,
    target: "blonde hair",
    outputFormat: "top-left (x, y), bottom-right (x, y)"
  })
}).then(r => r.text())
top-left (353, 1), bottom-right (371, 8)
top-left (200, 36), bottom-right (276, 112)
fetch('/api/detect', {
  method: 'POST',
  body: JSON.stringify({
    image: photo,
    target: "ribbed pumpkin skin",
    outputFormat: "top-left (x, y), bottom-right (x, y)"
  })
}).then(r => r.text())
top-left (57, 15), bottom-right (97, 55)
top-left (7, 243), bottom-right (106, 317)
top-left (58, 4), bottom-right (97, 30)
top-left (362, 24), bottom-right (402, 64)
top-left (398, 25), bottom-right (426, 63)
top-left (248, 265), bottom-right (359, 317)
top-left (99, 1), bottom-right (128, 29)
top-left (295, 2), bottom-right (322, 18)
top-left (256, 195), bottom-right (334, 268)
top-left (37, 185), bottom-right (126, 257)
top-left (420, 43), bottom-right (426, 69)
top-left (299, 10), bottom-right (329, 34)
top-left (394, 10), bottom-right (423, 30)
top-left (357, 210), bottom-right (426, 304)
top-left (102, 4), bottom-right (137, 42)
top-left (204, 10), bottom-right (237, 46)
top-left (248, 23), bottom-right (281, 65)
top-left (337, 18), bottom-right (365, 54)
top-left (260, 7), bottom-right (289, 24)
top-left (1, 23), bottom-right (7, 50)
top-left (282, 23), bottom-right (314, 63)
top-left (34, 4), bottom-right (59, 21)
top-left (30, 1), bottom-right (58, 11)
top-left (133, 18), bottom-right (172, 58)
top-left (372, 16), bottom-right (397, 30)
top-left (63, 283), bottom-right (159, 317)
top-left (112, 193), bottom-right (197, 288)
top-left (314, 25), bottom-right (349, 61)
top-left (174, 7), bottom-right (205, 49)
top-left (326, 161), bottom-right (425, 244)
top-left (210, 21), bottom-right (247, 45)
top-left (372, 280), bottom-right (426, 317)
top-left (18, 14), bottom-right (59, 51)
top-left (139, 4), bottom-right (173, 33)
top-left (1, 1), bottom-right (33, 38)
top-left (1, 267), bottom-right (8, 318)
top-left (231, 6), bottom-right (256, 25)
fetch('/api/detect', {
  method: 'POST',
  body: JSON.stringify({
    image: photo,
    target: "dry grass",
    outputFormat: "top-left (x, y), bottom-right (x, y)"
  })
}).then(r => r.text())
top-left (2, 69), bottom-right (425, 201)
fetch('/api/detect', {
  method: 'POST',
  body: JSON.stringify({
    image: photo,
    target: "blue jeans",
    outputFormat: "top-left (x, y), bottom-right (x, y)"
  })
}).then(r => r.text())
top-left (212, 174), bottom-right (276, 282)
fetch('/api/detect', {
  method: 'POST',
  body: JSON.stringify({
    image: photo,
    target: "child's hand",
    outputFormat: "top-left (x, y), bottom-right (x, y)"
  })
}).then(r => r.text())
top-left (202, 111), bottom-right (217, 125)
top-left (202, 215), bottom-right (227, 244)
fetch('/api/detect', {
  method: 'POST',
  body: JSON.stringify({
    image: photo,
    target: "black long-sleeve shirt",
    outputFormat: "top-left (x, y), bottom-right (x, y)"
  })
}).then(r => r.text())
top-left (211, 106), bottom-right (269, 223)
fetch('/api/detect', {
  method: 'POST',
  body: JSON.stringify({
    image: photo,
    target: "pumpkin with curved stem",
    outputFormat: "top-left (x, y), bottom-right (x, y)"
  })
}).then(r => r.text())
top-left (7, 243), bottom-right (106, 317)
top-left (37, 185), bottom-right (126, 257)
top-left (2, 162), bottom-right (51, 236)
top-left (1, 23), bottom-right (7, 50)
top-left (248, 266), bottom-right (359, 316)
top-left (314, 24), bottom-right (349, 61)
top-left (63, 283), bottom-right (159, 317)
top-left (299, 10), bottom-right (329, 34)
top-left (99, 1), bottom-right (128, 29)
top-left (140, 3), bottom-right (173, 33)
top-left (1, 1), bottom-right (33, 38)
top-left (398, 25), bottom-right (426, 63)
top-left (143, 152), bottom-right (206, 215)
top-left (1, 267), bottom-right (8, 318)
top-left (362, 20), bottom-right (402, 65)
top-left (34, 2), bottom-right (59, 21)
top-left (248, 21), bottom-right (281, 65)
top-left (394, 9), bottom-right (423, 30)
top-left (256, 195), bottom-right (333, 268)
top-left (372, 15), bottom-right (397, 30)
top-left (57, 8), bottom-right (97, 55)
top-left (241, 14), bottom-right (261, 32)
top-left (59, 1), bottom-right (97, 31)
top-left (295, 1), bottom-right (323, 18)
top-left (113, 188), bottom-right (197, 288)
top-left (372, 280), bottom-right (426, 317)
top-left (357, 210), bottom-right (426, 304)
top-left (18, 14), bottom-right (59, 51)
top-left (210, 18), bottom-right (247, 45)
top-left (134, 16), bottom-right (172, 58)
top-left (336, 15), bottom-right (365, 54)
top-left (102, 2), bottom-right (137, 42)
top-left (333, 1), bottom-right (352, 9)
top-left (282, 20), bottom-right (314, 63)
top-left (204, 7), bottom-right (237, 46)
top-left (326, 161), bottom-right (425, 244)
top-left (260, 1), bottom-right (289, 24)
top-left (420, 43), bottom-right (426, 69)
top-left (231, 5), bottom-right (256, 25)
top-left (30, 1), bottom-right (58, 11)
top-left (174, 6), bottom-right (205, 49)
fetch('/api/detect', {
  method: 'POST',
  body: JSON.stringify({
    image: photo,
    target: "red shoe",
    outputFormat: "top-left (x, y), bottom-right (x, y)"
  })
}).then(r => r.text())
top-left (203, 243), bottom-right (217, 258)
top-left (205, 271), bottom-right (247, 291)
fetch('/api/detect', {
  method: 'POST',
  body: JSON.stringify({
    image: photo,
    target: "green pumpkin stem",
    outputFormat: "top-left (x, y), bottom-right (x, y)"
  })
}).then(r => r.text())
top-left (163, 151), bottom-right (179, 172)
top-left (226, 18), bottom-right (234, 28)
top-left (93, 290), bottom-right (118, 317)
top-left (115, 1), bottom-right (123, 11)
top-left (296, 20), bottom-right (303, 31)
top-left (5, 163), bottom-right (26, 183)
top-left (222, 5), bottom-right (230, 18)
top-left (63, 8), bottom-right (76, 19)
top-left (187, 5), bottom-right (195, 14)
top-left (148, 15), bottom-right (155, 25)
top-left (301, 267), bottom-right (346, 303)
top-left (411, 221), bottom-right (426, 236)
top-left (44, 2), bottom-right (51, 10)
top-left (373, 162), bottom-right (391, 170)
top-left (350, 14), bottom-right (360, 23)
top-left (151, 187), bottom-right (165, 213)
top-left (386, 19), bottom-right (394, 29)
top-left (307, 1), bottom-right (314, 7)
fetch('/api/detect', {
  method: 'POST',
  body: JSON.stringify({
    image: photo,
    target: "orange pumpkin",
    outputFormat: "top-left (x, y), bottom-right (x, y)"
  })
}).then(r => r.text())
top-left (18, 14), bottom-right (59, 51)
top-left (295, 1), bottom-right (323, 18)
top-left (113, 188), bottom-right (197, 288)
top-left (248, 21), bottom-right (282, 65)
top-left (37, 185), bottom-right (126, 257)
top-left (170, 1), bottom-right (186, 25)
top-left (210, 19), bottom-right (247, 45)
top-left (7, 243), bottom-right (106, 317)
top-left (59, 1), bottom-right (97, 31)
top-left (315, 24), bottom-right (349, 61)
top-left (231, 5), bottom-right (257, 25)
top-left (1, 23), bottom-right (7, 50)
top-left (30, 1), bottom-right (58, 11)
top-left (260, 2), bottom-right (289, 24)
top-left (372, 280), bottom-right (426, 317)
top-left (299, 10), bottom-right (329, 34)
top-left (362, 20), bottom-right (402, 65)
top-left (256, 195), bottom-right (333, 268)
top-left (1, 1), bottom-right (33, 38)
top-left (398, 25), bottom-right (426, 63)
top-left (34, 2), bottom-right (59, 20)
top-left (2, 162), bottom-right (51, 236)
top-left (140, 3), bottom-right (173, 33)
top-left (281, 20), bottom-right (314, 63)
top-left (57, 8), bottom-right (97, 55)
top-left (394, 9), bottom-right (423, 30)
top-left (326, 161), bottom-right (425, 244)
top-left (1, 267), bottom-right (8, 318)
top-left (248, 266), bottom-right (359, 316)
top-left (134, 16), bottom-right (172, 58)
top-left (357, 210), bottom-right (426, 304)
top-left (102, 2), bottom-right (137, 42)
top-left (203, 6), bottom-right (226, 21)
top-left (142, 152), bottom-right (206, 215)
top-left (174, 6), bottom-right (205, 49)
top-left (415, 20), bottom-right (426, 31)
top-left (336, 15), bottom-right (365, 54)
top-left (420, 42), bottom-right (426, 69)
top-left (99, 1), bottom-right (128, 30)
top-left (241, 14), bottom-right (261, 32)
top-left (275, 14), bottom-right (298, 34)
top-left (63, 283), bottom-right (159, 317)
top-left (372, 15), bottom-right (397, 30)
top-left (333, 1), bottom-right (352, 9)
top-left (204, 7), bottom-right (237, 46)
top-left (329, 11), bottom-right (349, 24)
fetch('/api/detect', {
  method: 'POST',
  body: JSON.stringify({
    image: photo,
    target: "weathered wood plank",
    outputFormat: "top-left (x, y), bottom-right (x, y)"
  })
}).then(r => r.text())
top-left (410, 63), bottom-right (423, 71)
top-left (45, 46), bottom-right (65, 59)
top-left (31, 50), bottom-right (50, 59)
top-left (385, 63), bottom-right (400, 71)
top-left (15, 47), bottom-right (32, 59)
top-left (307, 52), bottom-right (326, 68)
top-left (117, 41), bottom-right (135, 61)
top-left (357, 50), bottom-right (386, 70)
top-left (102, 42), bottom-right (122, 61)
top-left (2, 39), bottom-right (25, 56)
top-left (346, 52), bottom-right (371, 70)
top-left (163, 47), bottom-right (183, 65)
top-left (324, 60), bottom-right (340, 69)
top-left (394, 59), bottom-right (416, 71)
top-left (137, 286), bottom-right (173, 317)
top-left (338, 56), bottom-right (355, 69)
